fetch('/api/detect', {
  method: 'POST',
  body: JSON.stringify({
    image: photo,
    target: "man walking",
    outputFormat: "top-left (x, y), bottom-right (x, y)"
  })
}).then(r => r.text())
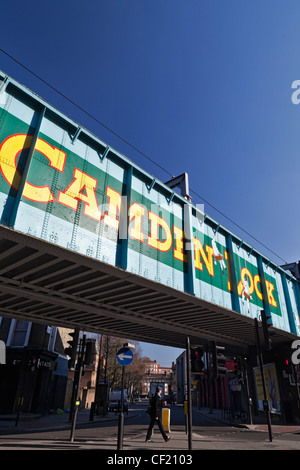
top-left (145, 386), bottom-right (171, 443)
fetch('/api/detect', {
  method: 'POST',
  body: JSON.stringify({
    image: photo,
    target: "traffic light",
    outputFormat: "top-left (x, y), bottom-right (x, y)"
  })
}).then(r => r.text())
top-left (261, 310), bottom-right (275, 351)
top-left (234, 358), bottom-right (240, 376)
top-left (65, 328), bottom-right (80, 369)
top-left (30, 357), bottom-right (39, 372)
top-left (190, 347), bottom-right (204, 373)
top-left (211, 341), bottom-right (227, 378)
top-left (233, 356), bottom-right (243, 378)
top-left (84, 340), bottom-right (96, 365)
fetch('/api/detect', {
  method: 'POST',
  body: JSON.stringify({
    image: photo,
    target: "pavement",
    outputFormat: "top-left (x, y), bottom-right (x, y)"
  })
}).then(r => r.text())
top-left (0, 406), bottom-right (300, 451)
top-left (0, 407), bottom-right (127, 432)
top-left (196, 406), bottom-right (300, 435)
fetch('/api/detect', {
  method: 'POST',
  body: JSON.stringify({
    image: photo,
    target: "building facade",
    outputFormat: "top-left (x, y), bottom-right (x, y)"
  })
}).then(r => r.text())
top-left (0, 317), bottom-right (69, 414)
top-left (64, 336), bottom-right (100, 411)
top-left (174, 347), bottom-right (300, 425)
top-left (142, 358), bottom-right (174, 397)
top-left (0, 318), bottom-right (104, 415)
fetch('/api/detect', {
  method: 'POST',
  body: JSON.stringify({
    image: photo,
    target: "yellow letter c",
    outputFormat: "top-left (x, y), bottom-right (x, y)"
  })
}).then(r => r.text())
top-left (0, 133), bottom-right (66, 202)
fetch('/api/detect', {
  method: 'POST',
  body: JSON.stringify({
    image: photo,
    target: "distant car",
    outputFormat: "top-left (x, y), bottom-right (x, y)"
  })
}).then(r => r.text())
top-left (108, 401), bottom-right (129, 413)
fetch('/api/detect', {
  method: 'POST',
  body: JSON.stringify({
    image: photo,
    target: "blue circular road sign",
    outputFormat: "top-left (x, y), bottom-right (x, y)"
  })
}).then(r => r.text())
top-left (116, 347), bottom-right (134, 366)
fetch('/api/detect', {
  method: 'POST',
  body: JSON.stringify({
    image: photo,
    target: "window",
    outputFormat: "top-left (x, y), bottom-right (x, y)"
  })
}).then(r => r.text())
top-left (7, 320), bottom-right (31, 347)
top-left (47, 326), bottom-right (57, 351)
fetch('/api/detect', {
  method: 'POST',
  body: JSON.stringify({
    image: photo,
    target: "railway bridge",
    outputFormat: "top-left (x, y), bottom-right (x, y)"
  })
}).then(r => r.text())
top-left (0, 70), bottom-right (298, 357)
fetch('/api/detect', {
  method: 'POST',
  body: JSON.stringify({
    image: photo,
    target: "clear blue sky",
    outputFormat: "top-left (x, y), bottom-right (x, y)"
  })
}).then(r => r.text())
top-left (1, 1), bottom-right (300, 366)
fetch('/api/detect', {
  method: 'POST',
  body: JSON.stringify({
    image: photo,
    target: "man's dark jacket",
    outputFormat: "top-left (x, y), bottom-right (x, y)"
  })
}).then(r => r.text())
top-left (149, 393), bottom-right (164, 419)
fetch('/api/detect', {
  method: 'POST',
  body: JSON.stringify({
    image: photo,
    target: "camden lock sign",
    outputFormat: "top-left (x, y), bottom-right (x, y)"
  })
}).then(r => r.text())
top-left (0, 131), bottom-right (281, 314)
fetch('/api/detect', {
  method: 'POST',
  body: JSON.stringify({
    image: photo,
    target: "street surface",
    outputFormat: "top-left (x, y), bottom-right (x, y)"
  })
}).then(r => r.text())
top-left (0, 400), bottom-right (300, 452)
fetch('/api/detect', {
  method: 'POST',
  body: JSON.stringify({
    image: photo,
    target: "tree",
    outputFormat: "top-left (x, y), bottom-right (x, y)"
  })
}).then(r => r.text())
top-left (124, 343), bottom-right (147, 400)
top-left (102, 336), bottom-right (124, 389)
top-left (101, 336), bottom-right (146, 398)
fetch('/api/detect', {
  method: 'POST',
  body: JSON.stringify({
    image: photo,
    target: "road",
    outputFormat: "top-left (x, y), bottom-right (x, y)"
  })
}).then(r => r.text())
top-left (0, 400), bottom-right (300, 451)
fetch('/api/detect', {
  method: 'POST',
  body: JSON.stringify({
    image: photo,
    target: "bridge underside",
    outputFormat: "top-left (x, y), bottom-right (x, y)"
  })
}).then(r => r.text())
top-left (0, 225), bottom-right (296, 353)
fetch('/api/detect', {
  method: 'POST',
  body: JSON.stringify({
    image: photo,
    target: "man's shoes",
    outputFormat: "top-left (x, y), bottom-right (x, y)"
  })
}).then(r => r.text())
top-left (145, 439), bottom-right (153, 442)
top-left (165, 436), bottom-right (171, 442)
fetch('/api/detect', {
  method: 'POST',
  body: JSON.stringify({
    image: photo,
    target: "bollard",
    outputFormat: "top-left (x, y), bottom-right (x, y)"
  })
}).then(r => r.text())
top-left (162, 408), bottom-right (171, 433)
top-left (183, 400), bottom-right (188, 434)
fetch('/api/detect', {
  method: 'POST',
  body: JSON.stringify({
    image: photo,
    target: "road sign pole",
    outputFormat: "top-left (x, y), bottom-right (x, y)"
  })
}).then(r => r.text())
top-left (254, 318), bottom-right (272, 442)
top-left (116, 345), bottom-right (134, 450)
top-left (117, 365), bottom-right (125, 450)
top-left (70, 334), bottom-right (86, 443)
top-left (186, 336), bottom-right (192, 451)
